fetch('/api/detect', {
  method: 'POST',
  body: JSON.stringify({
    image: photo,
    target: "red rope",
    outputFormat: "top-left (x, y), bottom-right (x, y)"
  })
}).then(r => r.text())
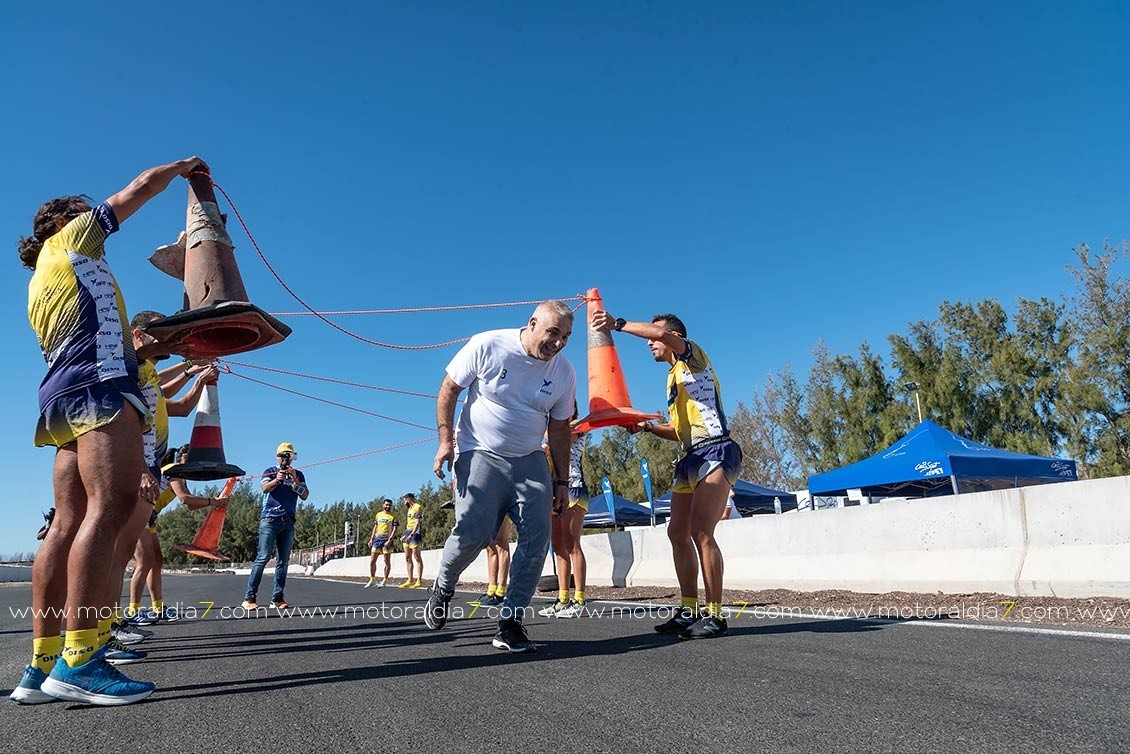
top-left (221, 366), bottom-right (435, 431)
top-left (218, 358), bottom-right (440, 399)
top-left (271, 297), bottom-right (581, 316)
top-left (190, 172), bottom-right (585, 349)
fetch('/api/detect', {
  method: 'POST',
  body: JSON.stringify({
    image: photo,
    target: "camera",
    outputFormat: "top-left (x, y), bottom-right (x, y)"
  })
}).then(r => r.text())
top-left (278, 452), bottom-right (293, 470)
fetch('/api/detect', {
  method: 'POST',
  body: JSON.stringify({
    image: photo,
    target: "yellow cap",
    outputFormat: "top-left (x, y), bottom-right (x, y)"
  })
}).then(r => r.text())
top-left (276, 442), bottom-right (296, 455)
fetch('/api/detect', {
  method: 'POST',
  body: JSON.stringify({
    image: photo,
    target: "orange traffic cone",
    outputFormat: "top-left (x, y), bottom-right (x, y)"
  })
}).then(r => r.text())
top-left (164, 378), bottom-right (246, 481)
top-left (573, 288), bottom-right (662, 433)
top-left (174, 477), bottom-right (236, 561)
top-left (143, 170), bottom-right (291, 360)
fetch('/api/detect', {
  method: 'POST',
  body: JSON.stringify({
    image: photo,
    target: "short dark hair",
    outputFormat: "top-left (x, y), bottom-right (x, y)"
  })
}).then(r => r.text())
top-left (651, 313), bottom-right (687, 337)
top-left (402, 493), bottom-right (416, 501)
top-left (383, 498), bottom-right (394, 504)
top-left (130, 310), bottom-right (165, 330)
top-left (18, 195), bottom-right (95, 270)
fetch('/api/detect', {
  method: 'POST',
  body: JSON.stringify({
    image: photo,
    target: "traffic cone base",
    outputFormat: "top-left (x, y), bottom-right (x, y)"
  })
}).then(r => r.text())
top-left (572, 406), bottom-right (661, 434)
top-left (164, 460), bottom-right (246, 482)
top-left (142, 301), bottom-right (291, 360)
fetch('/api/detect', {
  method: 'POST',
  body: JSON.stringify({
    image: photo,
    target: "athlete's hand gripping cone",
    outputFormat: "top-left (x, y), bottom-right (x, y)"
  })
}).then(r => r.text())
top-left (573, 288), bottom-right (661, 432)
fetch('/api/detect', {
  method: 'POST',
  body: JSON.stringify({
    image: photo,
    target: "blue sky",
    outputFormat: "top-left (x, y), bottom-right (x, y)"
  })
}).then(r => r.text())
top-left (2, 2), bottom-right (1128, 554)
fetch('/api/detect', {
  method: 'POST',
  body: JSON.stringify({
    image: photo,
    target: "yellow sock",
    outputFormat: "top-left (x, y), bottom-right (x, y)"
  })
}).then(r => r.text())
top-left (152, 600), bottom-right (164, 611)
top-left (558, 590), bottom-right (569, 604)
top-left (97, 617), bottom-right (112, 647)
top-left (32, 635), bottom-right (63, 673)
top-left (496, 585), bottom-right (506, 597)
top-left (574, 591), bottom-right (585, 605)
top-left (706, 602), bottom-right (723, 618)
top-left (487, 585), bottom-right (498, 597)
top-left (62, 628), bottom-right (101, 668)
top-left (128, 601), bottom-right (140, 616)
top-left (680, 596), bottom-right (698, 611)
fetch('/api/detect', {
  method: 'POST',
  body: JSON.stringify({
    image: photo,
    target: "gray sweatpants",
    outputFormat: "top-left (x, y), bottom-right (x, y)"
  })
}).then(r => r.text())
top-left (435, 449), bottom-right (552, 621)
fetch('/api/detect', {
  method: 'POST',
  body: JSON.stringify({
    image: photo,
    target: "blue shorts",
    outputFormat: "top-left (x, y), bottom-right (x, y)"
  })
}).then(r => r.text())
top-left (370, 536), bottom-right (393, 554)
top-left (35, 376), bottom-right (149, 448)
top-left (403, 532), bottom-right (422, 549)
top-left (672, 438), bottom-right (742, 493)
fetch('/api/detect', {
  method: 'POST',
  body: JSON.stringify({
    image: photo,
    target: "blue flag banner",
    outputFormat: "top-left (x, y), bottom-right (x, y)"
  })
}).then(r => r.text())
top-left (640, 458), bottom-right (655, 526)
top-left (602, 476), bottom-right (616, 525)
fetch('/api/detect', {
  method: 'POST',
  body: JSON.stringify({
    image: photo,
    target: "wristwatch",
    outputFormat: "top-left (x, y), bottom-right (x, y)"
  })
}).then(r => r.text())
top-left (614, 317), bottom-right (627, 332)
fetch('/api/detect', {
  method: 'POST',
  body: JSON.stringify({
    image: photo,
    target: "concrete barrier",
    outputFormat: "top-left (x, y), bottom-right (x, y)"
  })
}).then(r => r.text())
top-left (311, 476), bottom-right (1130, 597)
top-left (1016, 476), bottom-right (1130, 598)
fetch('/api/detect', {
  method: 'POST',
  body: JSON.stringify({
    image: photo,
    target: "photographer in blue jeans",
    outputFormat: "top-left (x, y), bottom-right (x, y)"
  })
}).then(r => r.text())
top-left (243, 443), bottom-right (309, 610)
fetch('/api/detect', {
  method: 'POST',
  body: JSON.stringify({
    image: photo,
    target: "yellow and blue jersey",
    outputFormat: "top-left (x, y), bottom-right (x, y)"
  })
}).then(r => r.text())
top-left (374, 510), bottom-right (397, 537)
top-left (138, 360), bottom-right (169, 470)
top-left (27, 203), bottom-right (138, 412)
top-left (666, 340), bottom-right (729, 452)
top-left (406, 503), bottom-right (423, 533)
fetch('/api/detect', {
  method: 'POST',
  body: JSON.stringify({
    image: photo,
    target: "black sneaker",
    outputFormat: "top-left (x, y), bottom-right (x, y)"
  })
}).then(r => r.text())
top-left (679, 615), bottom-right (729, 640)
top-left (424, 584), bottom-right (452, 630)
top-left (655, 607), bottom-right (700, 635)
top-left (493, 619), bottom-right (536, 653)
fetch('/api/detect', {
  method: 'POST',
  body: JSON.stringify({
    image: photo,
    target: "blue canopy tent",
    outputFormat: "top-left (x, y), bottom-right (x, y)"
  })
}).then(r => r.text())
top-left (807, 419), bottom-right (1078, 497)
top-left (651, 479), bottom-right (798, 516)
top-left (584, 493), bottom-right (656, 528)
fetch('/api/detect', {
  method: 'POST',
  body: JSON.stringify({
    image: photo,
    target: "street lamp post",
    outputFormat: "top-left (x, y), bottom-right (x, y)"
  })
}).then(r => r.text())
top-left (904, 382), bottom-right (923, 423)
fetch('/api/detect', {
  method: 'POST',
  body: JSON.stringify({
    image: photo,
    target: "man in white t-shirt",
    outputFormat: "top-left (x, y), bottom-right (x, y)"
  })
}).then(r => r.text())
top-left (425, 301), bottom-right (577, 653)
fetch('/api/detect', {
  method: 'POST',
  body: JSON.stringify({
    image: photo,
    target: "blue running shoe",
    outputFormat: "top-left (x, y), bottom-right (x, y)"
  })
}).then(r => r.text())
top-left (157, 606), bottom-right (181, 623)
top-left (126, 610), bottom-right (157, 627)
top-left (8, 666), bottom-right (55, 705)
top-left (41, 656), bottom-right (155, 706)
top-left (103, 638), bottom-right (147, 665)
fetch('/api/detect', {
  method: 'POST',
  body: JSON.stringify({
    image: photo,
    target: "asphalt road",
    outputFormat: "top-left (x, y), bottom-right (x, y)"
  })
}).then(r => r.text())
top-left (1, 574), bottom-right (1128, 753)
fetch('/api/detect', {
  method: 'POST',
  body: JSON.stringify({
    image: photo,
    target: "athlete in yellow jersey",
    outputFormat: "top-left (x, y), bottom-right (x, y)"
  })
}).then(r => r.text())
top-left (365, 499), bottom-right (399, 588)
top-left (400, 493), bottom-right (424, 587)
top-left (12, 157), bottom-right (208, 707)
top-left (591, 310), bottom-right (742, 640)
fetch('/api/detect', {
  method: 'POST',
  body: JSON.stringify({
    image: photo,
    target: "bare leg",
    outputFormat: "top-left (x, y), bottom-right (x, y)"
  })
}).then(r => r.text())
top-left (31, 446), bottom-right (86, 640)
top-left (382, 553), bottom-right (391, 581)
top-left (564, 506), bottom-right (586, 597)
top-left (551, 515), bottom-right (570, 597)
top-left (496, 544), bottom-right (511, 590)
top-left (688, 468), bottom-right (732, 606)
top-left (369, 551), bottom-right (378, 580)
top-left (667, 491), bottom-right (699, 602)
top-left (68, 410), bottom-right (145, 632)
top-left (105, 499), bottom-right (153, 614)
top-left (149, 537), bottom-right (164, 605)
top-left (486, 545), bottom-right (499, 586)
top-left (130, 534), bottom-right (153, 608)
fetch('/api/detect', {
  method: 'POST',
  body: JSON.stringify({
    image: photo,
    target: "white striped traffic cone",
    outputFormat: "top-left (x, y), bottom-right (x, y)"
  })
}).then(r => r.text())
top-left (164, 378), bottom-right (245, 481)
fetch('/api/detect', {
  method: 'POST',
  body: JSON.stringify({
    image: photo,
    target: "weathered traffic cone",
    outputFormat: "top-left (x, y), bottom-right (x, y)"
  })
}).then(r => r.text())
top-left (174, 477), bottom-right (237, 561)
top-left (573, 288), bottom-right (662, 433)
top-left (163, 378), bottom-right (246, 481)
top-left (144, 170), bottom-right (290, 359)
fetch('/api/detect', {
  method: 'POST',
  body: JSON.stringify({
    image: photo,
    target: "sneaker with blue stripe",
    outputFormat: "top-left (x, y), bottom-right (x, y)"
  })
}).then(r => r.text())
top-left (40, 655), bottom-right (155, 706)
top-left (103, 638), bottom-right (147, 665)
top-left (8, 666), bottom-right (55, 705)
